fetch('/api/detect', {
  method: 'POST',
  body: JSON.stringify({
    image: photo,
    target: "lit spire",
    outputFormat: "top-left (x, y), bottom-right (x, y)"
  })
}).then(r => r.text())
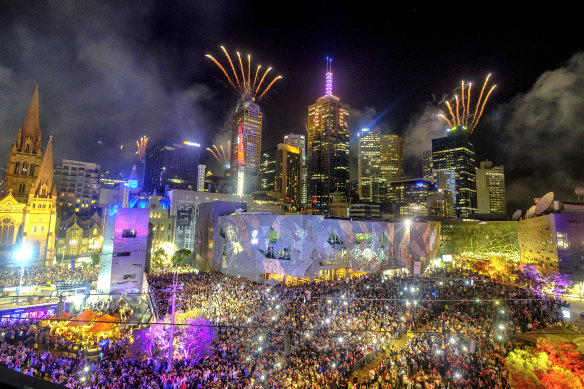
top-left (325, 57), bottom-right (333, 96)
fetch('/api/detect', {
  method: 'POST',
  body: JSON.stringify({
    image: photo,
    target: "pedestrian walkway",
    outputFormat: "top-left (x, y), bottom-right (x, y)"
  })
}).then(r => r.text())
top-left (348, 332), bottom-right (409, 384)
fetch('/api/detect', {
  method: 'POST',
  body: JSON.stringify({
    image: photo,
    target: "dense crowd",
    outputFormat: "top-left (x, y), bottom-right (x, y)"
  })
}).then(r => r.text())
top-left (0, 268), bottom-right (573, 388)
top-left (0, 264), bottom-right (98, 289)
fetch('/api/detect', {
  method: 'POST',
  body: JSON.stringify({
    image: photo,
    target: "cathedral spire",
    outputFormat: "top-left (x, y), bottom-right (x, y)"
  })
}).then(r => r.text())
top-left (20, 85), bottom-right (42, 152)
top-left (29, 136), bottom-right (55, 198)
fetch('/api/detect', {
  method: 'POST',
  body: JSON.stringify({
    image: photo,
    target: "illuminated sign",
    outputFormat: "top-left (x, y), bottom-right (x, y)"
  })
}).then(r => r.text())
top-left (442, 254), bottom-right (453, 262)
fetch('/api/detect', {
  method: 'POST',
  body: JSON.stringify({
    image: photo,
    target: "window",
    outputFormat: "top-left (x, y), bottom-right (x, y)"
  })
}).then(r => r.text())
top-left (22, 163), bottom-right (28, 175)
top-left (113, 251), bottom-right (131, 257)
top-left (14, 163), bottom-right (20, 175)
top-left (123, 274), bottom-right (137, 280)
top-left (122, 229), bottom-right (137, 238)
top-left (18, 182), bottom-right (25, 193)
top-left (0, 218), bottom-right (16, 245)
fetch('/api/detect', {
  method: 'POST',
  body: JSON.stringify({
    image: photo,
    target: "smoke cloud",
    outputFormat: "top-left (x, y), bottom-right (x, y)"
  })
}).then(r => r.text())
top-left (0, 2), bottom-right (221, 174)
top-left (495, 52), bottom-right (584, 210)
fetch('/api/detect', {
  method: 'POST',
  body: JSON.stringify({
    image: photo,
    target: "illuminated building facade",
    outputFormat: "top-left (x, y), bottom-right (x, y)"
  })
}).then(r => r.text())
top-left (275, 143), bottom-right (301, 211)
top-left (230, 100), bottom-right (263, 195)
top-left (144, 194), bottom-right (173, 254)
top-left (0, 87), bottom-right (56, 263)
top-left (358, 128), bottom-right (381, 202)
top-left (476, 160), bottom-right (507, 215)
top-left (422, 150), bottom-right (433, 182)
top-left (307, 61), bottom-right (350, 211)
top-left (97, 207), bottom-right (151, 293)
top-left (214, 214), bottom-right (441, 282)
top-left (260, 147), bottom-right (277, 191)
top-left (2, 86), bottom-right (43, 202)
top-left (55, 212), bottom-right (103, 261)
top-left (143, 138), bottom-right (201, 195)
top-left (431, 127), bottom-right (476, 217)
top-left (54, 160), bottom-right (100, 212)
top-left (358, 129), bottom-right (403, 203)
top-left (387, 179), bottom-right (433, 216)
top-left (440, 220), bottom-right (519, 262)
top-left (380, 134), bottom-right (403, 185)
top-left (283, 132), bottom-right (307, 207)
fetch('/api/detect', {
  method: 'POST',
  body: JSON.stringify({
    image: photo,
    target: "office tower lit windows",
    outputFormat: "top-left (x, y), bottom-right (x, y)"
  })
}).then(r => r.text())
top-left (54, 160), bottom-right (100, 212)
top-left (275, 144), bottom-right (302, 210)
top-left (307, 59), bottom-right (349, 210)
top-left (260, 147), bottom-right (277, 192)
top-left (358, 128), bottom-right (381, 202)
top-left (283, 132), bottom-right (307, 207)
top-left (422, 150), bottom-right (433, 182)
top-left (477, 160), bottom-right (507, 215)
top-left (431, 127), bottom-right (476, 217)
top-left (230, 100), bottom-right (263, 195)
top-left (380, 134), bottom-right (403, 185)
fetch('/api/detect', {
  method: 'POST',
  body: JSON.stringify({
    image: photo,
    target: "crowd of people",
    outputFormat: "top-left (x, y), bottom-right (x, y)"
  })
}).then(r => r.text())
top-left (0, 264), bottom-right (98, 289)
top-left (0, 267), bottom-right (574, 388)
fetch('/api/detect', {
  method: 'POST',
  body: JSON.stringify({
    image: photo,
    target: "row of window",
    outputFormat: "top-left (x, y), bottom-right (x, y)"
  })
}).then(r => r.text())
top-left (13, 162), bottom-right (35, 176)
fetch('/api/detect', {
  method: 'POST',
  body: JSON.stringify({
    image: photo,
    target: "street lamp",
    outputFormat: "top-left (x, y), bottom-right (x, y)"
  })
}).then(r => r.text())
top-left (14, 244), bottom-right (32, 301)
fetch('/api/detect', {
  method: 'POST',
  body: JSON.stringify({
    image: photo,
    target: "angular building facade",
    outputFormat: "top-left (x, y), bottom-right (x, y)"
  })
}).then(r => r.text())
top-left (307, 62), bottom-right (350, 211)
top-left (476, 160), bottom-right (507, 215)
top-left (214, 214), bottom-right (441, 282)
top-left (97, 207), bottom-right (150, 293)
top-left (230, 100), bottom-right (263, 195)
top-left (431, 127), bottom-right (476, 217)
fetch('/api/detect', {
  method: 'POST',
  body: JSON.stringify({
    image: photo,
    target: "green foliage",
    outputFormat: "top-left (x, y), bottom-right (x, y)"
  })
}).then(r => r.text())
top-left (151, 247), bottom-right (167, 269)
top-left (90, 252), bottom-right (100, 267)
top-left (172, 249), bottom-right (192, 267)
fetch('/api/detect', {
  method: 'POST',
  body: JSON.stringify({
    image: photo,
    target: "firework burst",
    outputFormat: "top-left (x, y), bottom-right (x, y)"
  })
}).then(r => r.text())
top-left (206, 46), bottom-right (282, 101)
top-left (136, 136), bottom-right (148, 161)
top-left (206, 142), bottom-right (230, 165)
top-left (439, 74), bottom-right (497, 133)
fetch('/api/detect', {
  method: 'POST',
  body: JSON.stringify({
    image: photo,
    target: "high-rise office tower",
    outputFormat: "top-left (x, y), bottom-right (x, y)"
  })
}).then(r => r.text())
top-left (358, 129), bottom-right (403, 203)
top-left (54, 160), bottom-right (101, 212)
top-left (307, 59), bottom-right (349, 210)
top-left (358, 128), bottom-right (381, 202)
top-left (431, 127), bottom-right (476, 217)
top-left (143, 138), bottom-right (201, 195)
top-left (260, 146), bottom-right (277, 191)
top-left (283, 132), bottom-right (307, 207)
top-left (230, 100), bottom-right (262, 195)
top-left (476, 160), bottom-right (507, 215)
top-left (380, 134), bottom-right (403, 184)
top-left (422, 150), bottom-right (433, 182)
top-left (275, 144), bottom-right (302, 210)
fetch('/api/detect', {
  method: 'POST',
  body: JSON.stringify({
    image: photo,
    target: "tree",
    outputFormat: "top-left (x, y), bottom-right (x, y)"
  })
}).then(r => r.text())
top-left (151, 248), bottom-right (168, 269)
top-left (172, 249), bottom-right (192, 268)
top-left (90, 252), bottom-right (101, 267)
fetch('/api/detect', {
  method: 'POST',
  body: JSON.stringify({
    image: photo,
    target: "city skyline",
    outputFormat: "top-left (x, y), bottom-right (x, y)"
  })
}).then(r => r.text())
top-left (0, 3), bottom-right (583, 212)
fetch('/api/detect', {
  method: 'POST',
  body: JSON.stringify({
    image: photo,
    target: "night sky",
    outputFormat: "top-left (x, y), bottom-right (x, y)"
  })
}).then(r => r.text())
top-left (0, 2), bottom-right (583, 214)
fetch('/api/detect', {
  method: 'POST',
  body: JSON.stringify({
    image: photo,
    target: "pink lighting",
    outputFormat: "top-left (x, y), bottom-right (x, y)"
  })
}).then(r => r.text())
top-left (325, 57), bottom-right (333, 96)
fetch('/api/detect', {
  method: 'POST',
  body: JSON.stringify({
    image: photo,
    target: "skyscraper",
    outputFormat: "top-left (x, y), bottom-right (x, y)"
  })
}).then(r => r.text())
top-left (260, 146), bottom-right (277, 192)
top-left (143, 138), bottom-right (201, 195)
top-left (358, 128), bottom-right (381, 202)
top-left (476, 160), bottom-right (507, 215)
top-left (380, 134), bottom-right (403, 186)
top-left (283, 132), bottom-right (307, 207)
top-left (358, 129), bottom-right (403, 203)
top-left (275, 143), bottom-right (301, 210)
top-left (307, 59), bottom-right (349, 211)
top-left (230, 100), bottom-right (263, 195)
top-left (431, 127), bottom-right (476, 217)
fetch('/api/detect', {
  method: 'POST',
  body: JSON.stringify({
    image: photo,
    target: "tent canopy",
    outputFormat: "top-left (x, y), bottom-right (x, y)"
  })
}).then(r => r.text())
top-left (86, 314), bottom-right (117, 333)
top-left (67, 309), bottom-right (99, 326)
